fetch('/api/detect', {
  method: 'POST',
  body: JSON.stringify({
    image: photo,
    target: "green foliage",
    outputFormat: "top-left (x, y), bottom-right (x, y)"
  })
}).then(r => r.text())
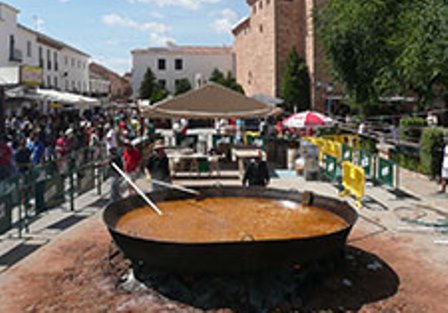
top-left (150, 86), bottom-right (169, 103)
top-left (392, 0), bottom-right (448, 108)
top-left (316, 0), bottom-right (448, 114)
top-left (316, 0), bottom-right (398, 116)
top-left (138, 67), bottom-right (169, 103)
top-left (280, 48), bottom-right (311, 113)
top-left (139, 67), bottom-right (157, 99)
top-left (360, 137), bottom-right (378, 154)
top-left (209, 69), bottom-right (245, 94)
top-left (175, 78), bottom-right (192, 96)
top-left (420, 127), bottom-right (445, 177)
top-left (210, 68), bottom-right (226, 84)
top-left (399, 117), bottom-right (427, 141)
top-left (391, 152), bottom-right (424, 174)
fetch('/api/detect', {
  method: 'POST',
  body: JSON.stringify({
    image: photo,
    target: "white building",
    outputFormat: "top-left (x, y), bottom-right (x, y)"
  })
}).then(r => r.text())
top-left (131, 42), bottom-right (235, 99)
top-left (0, 2), bottom-right (90, 93)
top-left (89, 72), bottom-right (111, 98)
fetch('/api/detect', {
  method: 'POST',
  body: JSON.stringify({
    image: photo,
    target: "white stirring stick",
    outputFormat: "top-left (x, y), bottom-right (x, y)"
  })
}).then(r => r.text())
top-left (148, 177), bottom-right (200, 196)
top-left (111, 162), bottom-right (163, 216)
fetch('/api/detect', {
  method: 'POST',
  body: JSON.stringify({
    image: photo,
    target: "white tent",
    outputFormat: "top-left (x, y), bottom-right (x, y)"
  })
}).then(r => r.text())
top-left (36, 89), bottom-right (100, 109)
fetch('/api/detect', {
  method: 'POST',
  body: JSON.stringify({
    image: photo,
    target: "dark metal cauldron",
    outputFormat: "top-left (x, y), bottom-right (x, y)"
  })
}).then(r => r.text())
top-left (103, 186), bottom-right (358, 274)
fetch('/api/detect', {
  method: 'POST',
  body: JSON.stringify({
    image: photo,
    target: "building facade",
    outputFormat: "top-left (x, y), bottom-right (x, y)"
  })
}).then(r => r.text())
top-left (89, 71), bottom-right (111, 99)
top-left (131, 43), bottom-right (235, 99)
top-left (89, 62), bottom-right (132, 102)
top-left (232, 0), bottom-right (331, 111)
top-left (0, 2), bottom-right (90, 94)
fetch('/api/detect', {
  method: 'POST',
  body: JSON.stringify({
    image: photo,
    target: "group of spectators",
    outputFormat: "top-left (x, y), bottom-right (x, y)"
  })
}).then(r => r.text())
top-left (0, 106), bottom-right (148, 182)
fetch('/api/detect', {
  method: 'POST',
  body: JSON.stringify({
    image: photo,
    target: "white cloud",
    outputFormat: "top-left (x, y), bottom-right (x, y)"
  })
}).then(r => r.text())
top-left (150, 12), bottom-right (165, 19)
top-left (150, 32), bottom-right (175, 46)
top-left (211, 8), bottom-right (239, 34)
top-left (101, 14), bottom-right (170, 33)
top-left (128, 0), bottom-right (220, 10)
top-left (101, 13), bottom-right (174, 46)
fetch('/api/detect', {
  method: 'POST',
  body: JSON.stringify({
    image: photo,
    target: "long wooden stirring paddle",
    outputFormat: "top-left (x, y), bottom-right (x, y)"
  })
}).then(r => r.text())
top-left (111, 162), bottom-right (163, 216)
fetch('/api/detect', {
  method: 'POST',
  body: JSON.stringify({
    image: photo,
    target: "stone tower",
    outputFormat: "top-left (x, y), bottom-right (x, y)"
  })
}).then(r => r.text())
top-left (233, 0), bottom-right (330, 111)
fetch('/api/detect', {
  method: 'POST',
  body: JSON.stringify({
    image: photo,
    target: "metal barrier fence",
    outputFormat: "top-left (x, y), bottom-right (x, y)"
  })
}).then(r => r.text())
top-left (0, 146), bottom-right (109, 237)
top-left (304, 135), bottom-right (399, 207)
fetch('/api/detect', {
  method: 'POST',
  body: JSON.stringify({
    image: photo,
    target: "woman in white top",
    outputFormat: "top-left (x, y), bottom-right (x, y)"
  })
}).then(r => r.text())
top-left (440, 136), bottom-right (448, 193)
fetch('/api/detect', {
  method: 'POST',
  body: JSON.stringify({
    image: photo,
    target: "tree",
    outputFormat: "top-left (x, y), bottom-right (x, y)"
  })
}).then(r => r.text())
top-left (316, 0), bottom-right (448, 117)
top-left (316, 0), bottom-right (401, 116)
top-left (151, 86), bottom-right (169, 103)
top-left (280, 48), bottom-right (311, 112)
top-left (175, 78), bottom-right (192, 95)
top-left (139, 67), bottom-right (157, 99)
top-left (209, 68), bottom-right (226, 85)
top-left (209, 68), bottom-right (245, 94)
top-left (392, 0), bottom-right (448, 110)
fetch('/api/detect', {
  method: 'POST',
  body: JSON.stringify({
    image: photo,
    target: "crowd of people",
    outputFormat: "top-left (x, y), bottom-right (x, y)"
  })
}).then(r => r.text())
top-left (0, 106), bottom-right (151, 181)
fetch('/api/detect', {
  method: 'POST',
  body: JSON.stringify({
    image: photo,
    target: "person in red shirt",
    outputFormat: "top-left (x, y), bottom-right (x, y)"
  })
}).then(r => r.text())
top-left (0, 135), bottom-right (14, 179)
top-left (122, 139), bottom-right (142, 195)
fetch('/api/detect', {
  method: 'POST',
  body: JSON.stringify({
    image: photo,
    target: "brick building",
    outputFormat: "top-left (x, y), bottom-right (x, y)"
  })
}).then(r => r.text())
top-left (232, 0), bottom-right (333, 112)
top-left (89, 62), bottom-right (132, 102)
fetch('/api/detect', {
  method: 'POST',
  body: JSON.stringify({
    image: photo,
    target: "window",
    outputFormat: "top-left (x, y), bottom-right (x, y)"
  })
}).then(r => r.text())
top-left (39, 47), bottom-right (43, 68)
top-left (175, 59), bottom-right (183, 71)
top-left (47, 75), bottom-right (51, 87)
top-left (54, 52), bottom-right (58, 71)
top-left (259, 0), bottom-right (263, 10)
top-left (9, 35), bottom-right (15, 60)
top-left (158, 58), bottom-right (166, 70)
top-left (158, 79), bottom-right (166, 88)
top-left (27, 41), bottom-right (32, 57)
top-left (71, 58), bottom-right (75, 67)
top-left (65, 56), bottom-right (68, 65)
top-left (54, 77), bottom-right (58, 88)
top-left (47, 49), bottom-right (52, 70)
top-left (259, 24), bottom-right (263, 33)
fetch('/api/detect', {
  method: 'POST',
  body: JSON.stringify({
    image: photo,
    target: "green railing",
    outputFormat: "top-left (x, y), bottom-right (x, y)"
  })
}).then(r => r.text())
top-left (0, 146), bottom-right (109, 237)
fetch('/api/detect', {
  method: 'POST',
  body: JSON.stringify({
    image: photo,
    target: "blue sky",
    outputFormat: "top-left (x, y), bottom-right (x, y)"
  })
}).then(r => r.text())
top-left (6, 0), bottom-right (249, 74)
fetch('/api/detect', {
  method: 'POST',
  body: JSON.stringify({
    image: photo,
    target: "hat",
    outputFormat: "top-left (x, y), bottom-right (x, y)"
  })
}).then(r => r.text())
top-left (153, 140), bottom-right (165, 150)
top-left (65, 128), bottom-right (74, 136)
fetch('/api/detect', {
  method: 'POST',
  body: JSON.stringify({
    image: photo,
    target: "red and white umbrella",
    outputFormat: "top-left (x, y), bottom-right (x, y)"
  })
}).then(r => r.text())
top-left (283, 111), bottom-right (333, 129)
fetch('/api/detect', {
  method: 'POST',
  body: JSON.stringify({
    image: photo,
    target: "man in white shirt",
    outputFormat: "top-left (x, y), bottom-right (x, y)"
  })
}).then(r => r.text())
top-left (105, 126), bottom-right (118, 154)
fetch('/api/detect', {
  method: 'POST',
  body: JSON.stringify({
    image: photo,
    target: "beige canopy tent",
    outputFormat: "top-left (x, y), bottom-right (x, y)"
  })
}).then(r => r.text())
top-left (142, 83), bottom-right (281, 119)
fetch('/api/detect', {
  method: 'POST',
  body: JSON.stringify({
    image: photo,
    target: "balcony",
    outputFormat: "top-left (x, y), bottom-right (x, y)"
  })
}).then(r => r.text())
top-left (9, 48), bottom-right (23, 63)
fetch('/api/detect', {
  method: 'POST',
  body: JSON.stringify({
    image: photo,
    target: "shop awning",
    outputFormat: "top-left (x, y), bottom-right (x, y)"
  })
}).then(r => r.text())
top-left (142, 83), bottom-right (281, 119)
top-left (36, 89), bottom-right (100, 108)
top-left (5, 86), bottom-right (100, 108)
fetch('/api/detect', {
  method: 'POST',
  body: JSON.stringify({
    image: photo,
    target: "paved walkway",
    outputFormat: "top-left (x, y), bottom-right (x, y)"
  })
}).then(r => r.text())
top-left (0, 180), bottom-right (112, 273)
top-left (398, 168), bottom-right (448, 210)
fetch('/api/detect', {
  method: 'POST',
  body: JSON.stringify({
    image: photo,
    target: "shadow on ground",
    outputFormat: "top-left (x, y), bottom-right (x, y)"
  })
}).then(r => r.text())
top-left (133, 246), bottom-right (399, 312)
